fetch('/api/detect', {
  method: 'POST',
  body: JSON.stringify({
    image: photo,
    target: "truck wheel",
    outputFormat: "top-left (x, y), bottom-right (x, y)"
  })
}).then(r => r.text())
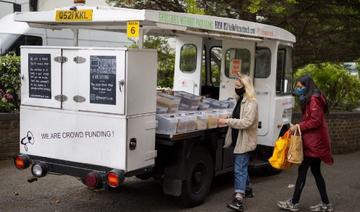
top-left (263, 126), bottom-right (289, 176)
top-left (265, 163), bottom-right (282, 175)
top-left (249, 145), bottom-right (281, 176)
top-left (180, 147), bottom-right (213, 207)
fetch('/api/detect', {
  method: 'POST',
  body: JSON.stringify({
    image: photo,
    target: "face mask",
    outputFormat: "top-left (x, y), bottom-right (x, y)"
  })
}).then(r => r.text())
top-left (294, 87), bottom-right (306, 96)
top-left (235, 87), bottom-right (245, 96)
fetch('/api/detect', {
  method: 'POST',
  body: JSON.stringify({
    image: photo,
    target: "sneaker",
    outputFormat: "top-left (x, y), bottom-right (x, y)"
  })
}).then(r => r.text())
top-left (277, 199), bottom-right (300, 212)
top-left (245, 187), bottom-right (254, 198)
top-left (227, 198), bottom-right (244, 212)
top-left (310, 202), bottom-right (333, 212)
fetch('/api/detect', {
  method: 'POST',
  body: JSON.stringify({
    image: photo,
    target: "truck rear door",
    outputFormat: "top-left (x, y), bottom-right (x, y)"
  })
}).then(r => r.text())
top-left (20, 47), bottom-right (62, 109)
top-left (62, 48), bottom-right (126, 114)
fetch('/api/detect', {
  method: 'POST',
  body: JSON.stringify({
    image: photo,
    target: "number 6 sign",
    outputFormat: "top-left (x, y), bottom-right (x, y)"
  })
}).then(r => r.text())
top-left (127, 21), bottom-right (139, 38)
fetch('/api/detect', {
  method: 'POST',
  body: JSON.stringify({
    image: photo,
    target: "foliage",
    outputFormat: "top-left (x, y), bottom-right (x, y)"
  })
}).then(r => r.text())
top-left (142, 36), bottom-right (175, 88)
top-left (185, 0), bottom-right (204, 14)
top-left (0, 53), bottom-right (20, 112)
top-left (108, 0), bottom-right (360, 67)
top-left (295, 63), bottom-right (360, 111)
top-left (356, 58), bottom-right (360, 77)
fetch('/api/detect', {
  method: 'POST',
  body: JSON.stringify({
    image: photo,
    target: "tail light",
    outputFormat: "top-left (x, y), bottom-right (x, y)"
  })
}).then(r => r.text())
top-left (83, 172), bottom-right (103, 189)
top-left (14, 154), bottom-right (31, 170)
top-left (106, 169), bottom-right (125, 188)
top-left (31, 163), bottom-right (48, 177)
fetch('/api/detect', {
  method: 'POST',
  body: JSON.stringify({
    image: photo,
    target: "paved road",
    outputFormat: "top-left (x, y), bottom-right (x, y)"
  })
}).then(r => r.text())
top-left (1, 151), bottom-right (359, 212)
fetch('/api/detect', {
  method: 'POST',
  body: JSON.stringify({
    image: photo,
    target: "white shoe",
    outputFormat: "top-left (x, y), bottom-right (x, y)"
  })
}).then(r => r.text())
top-left (310, 202), bottom-right (333, 212)
top-left (277, 199), bottom-right (300, 212)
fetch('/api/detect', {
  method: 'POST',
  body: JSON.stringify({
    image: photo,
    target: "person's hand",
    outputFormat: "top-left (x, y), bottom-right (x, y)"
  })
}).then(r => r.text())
top-left (218, 118), bottom-right (228, 126)
top-left (290, 123), bottom-right (298, 132)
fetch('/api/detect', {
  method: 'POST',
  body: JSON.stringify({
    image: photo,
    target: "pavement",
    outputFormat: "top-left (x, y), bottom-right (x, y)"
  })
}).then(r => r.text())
top-left (0, 151), bottom-right (359, 212)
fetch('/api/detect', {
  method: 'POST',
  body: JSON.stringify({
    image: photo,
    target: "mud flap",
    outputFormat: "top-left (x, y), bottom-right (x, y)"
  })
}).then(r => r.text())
top-left (162, 178), bottom-right (182, 196)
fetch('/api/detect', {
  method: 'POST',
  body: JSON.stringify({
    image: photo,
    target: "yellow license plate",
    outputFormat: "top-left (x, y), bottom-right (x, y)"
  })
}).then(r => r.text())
top-left (55, 9), bottom-right (93, 22)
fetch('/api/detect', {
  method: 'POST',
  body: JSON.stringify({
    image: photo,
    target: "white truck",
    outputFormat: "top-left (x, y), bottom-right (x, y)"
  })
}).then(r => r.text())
top-left (13, 3), bottom-right (295, 207)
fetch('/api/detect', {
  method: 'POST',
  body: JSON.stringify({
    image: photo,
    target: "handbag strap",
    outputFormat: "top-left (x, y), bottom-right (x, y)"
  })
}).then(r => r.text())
top-left (296, 124), bottom-right (302, 136)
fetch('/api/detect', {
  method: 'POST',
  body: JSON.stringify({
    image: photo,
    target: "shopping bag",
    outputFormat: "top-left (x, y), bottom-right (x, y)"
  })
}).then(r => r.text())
top-left (287, 125), bottom-right (303, 164)
top-left (268, 130), bottom-right (292, 170)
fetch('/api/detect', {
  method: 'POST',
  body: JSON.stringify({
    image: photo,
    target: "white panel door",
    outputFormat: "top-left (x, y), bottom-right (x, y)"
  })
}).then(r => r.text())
top-left (219, 40), bottom-right (255, 100)
top-left (20, 106), bottom-right (127, 170)
top-left (62, 48), bottom-right (126, 114)
top-left (254, 41), bottom-right (277, 136)
top-left (173, 35), bottom-right (202, 95)
top-left (20, 47), bottom-right (62, 108)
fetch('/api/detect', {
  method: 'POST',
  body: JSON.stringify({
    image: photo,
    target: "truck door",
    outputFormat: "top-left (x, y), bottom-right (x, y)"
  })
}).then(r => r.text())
top-left (20, 47), bottom-right (62, 109)
top-left (173, 34), bottom-right (202, 95)
top-left (254, 44), bottom-right (275, 137)
top-left (61, 48), bottom-right (126, 114)
top-left (219, 40), bottom-right (255, 100)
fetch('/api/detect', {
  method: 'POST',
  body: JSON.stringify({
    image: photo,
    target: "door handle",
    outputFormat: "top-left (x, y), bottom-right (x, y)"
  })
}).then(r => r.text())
top-left (73, 95), bottom-right (86, 103)
top-left (55, 94), bottom-right (68, 102)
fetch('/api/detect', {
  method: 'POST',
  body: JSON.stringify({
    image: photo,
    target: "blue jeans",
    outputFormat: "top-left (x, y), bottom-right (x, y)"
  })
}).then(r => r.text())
top-left (234, 153), bottom-right (250, 194)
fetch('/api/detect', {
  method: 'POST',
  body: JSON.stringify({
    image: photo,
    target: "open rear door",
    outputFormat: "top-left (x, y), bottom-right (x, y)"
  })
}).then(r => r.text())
top-left (173, 34), bottom-right (202, 95)
top-left (219, 40), bottom-right (255, 100)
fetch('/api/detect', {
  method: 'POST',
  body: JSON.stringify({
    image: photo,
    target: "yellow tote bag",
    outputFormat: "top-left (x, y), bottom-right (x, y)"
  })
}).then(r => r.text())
top-left (287, 125), bottom-right (304, 164)
top-left (269, 130), bottom-right (292, 170)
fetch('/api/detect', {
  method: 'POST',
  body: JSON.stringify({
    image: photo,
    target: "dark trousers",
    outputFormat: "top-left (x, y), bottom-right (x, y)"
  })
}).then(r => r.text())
top-left (292, 157), bottom-right (330, 204)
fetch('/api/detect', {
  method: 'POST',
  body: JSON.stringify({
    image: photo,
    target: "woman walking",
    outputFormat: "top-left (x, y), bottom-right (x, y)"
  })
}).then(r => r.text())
top-left (277, 75), bottom-right (334, 212)
top-left (218, 74), bottom-right (258, 212)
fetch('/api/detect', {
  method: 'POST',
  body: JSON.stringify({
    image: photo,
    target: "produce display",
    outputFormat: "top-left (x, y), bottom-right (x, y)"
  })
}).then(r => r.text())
top-left (156, 91), bottom-right (235, 135)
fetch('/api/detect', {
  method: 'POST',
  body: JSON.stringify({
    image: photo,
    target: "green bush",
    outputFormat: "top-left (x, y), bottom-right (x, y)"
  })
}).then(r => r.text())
top-left (143, 36), bottom-right (175, 88)
top-left (0, 53), bottom-right (20, 112)
top-left (295, 63), bottom-right (360, 111)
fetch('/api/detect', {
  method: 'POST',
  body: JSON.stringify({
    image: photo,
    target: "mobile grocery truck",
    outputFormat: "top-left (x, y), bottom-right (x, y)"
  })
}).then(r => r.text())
top-left (14, 1), bottom-right (295, 207)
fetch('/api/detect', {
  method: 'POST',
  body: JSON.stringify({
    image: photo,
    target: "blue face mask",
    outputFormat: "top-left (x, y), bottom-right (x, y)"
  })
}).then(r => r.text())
top-left (294, 87), bottom-right (306, 96)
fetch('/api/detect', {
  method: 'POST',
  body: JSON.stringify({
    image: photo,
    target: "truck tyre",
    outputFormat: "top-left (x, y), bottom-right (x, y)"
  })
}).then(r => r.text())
top-left (180, 147), bottom-right (213, 207)
top-left (265, 162), bottom-right (282, 175)
top-left (250, 146), bottom-right (281, 176)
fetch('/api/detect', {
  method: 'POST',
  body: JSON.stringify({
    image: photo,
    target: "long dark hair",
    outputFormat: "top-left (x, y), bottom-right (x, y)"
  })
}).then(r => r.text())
top-left (296, 75), bottom-right (329, 113)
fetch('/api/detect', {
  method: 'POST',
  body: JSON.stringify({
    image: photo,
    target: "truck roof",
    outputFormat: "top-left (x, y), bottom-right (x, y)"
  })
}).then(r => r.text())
top-left (0, 13), bottom-right (29, 34)
top-left (14, 6), bottom-right (296, 43)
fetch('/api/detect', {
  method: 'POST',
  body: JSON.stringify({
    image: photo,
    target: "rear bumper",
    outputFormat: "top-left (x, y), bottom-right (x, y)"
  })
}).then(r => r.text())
top-left (27, 155), bottom-right (113, 178)
top-left (20, 154), bottom-right (152, 178)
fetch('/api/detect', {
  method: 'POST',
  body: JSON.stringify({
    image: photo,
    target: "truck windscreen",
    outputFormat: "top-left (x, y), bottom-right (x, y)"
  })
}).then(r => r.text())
top-left (0, 33), bottom-right (42, 56)
top-left (0, 33), bottom-right (19, 55)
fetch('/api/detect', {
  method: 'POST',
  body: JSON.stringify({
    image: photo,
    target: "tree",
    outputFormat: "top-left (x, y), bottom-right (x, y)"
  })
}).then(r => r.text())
top-left (295, 63), bottom-right (360, 111)
top-left (107, 0), bottom-right (360, 68)
top-left (142, 36), bottom-right (175, 88)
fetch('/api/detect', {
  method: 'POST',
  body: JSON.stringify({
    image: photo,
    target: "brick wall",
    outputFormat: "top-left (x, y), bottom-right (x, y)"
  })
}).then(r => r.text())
top-left (293, 112), bottom-right (360, 154)
top-left (0, 113), bottom-right (19, 160)
top-left (0, 112), bottom-right (359, 160)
